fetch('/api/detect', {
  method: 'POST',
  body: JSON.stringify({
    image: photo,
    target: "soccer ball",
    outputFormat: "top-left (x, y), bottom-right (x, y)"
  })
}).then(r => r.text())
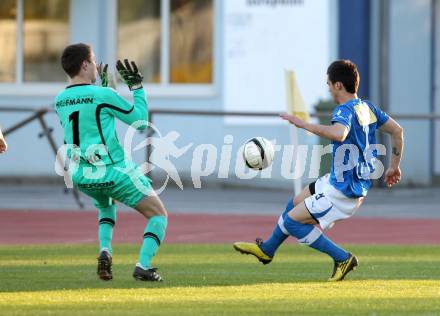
top-left (242, 137), bottom-right (275, 170)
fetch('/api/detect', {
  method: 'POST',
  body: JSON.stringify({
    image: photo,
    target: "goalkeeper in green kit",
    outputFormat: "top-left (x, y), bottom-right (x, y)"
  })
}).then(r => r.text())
top-left (55, 43), bottom-right (167, 282)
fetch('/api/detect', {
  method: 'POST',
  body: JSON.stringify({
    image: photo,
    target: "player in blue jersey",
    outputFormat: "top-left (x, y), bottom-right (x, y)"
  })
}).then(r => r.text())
top-left (234, 60), bottom-right (404, 281)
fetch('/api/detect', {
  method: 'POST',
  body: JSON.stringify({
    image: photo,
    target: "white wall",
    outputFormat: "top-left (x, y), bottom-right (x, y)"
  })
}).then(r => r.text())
top-left (388, 0), bottom-right (432, 185)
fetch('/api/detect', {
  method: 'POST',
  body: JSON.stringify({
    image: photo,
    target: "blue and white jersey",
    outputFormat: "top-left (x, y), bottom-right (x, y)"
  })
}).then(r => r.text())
top-left (329, 98), bottom-right (389, 198)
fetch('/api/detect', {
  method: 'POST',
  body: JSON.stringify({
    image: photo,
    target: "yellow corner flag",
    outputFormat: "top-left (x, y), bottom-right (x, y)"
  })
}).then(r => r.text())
top-left (285, 70), bottom-right (310, 122)
top-left (284, 70), bottom-right (308, 194)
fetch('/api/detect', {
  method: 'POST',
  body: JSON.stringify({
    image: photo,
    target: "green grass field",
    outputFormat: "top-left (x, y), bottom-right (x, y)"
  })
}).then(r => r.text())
top-left (1, 244), bottom-right (440, 315)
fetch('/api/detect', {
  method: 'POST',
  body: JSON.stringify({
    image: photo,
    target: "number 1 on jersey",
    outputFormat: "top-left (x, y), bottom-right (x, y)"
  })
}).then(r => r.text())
top-left (69, 111), bottom-right (80, 146)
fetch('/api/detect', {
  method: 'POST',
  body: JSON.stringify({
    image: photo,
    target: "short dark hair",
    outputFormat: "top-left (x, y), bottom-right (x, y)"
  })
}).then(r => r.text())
top-left (327, 60), bottom-right (360, 94)
top-left (61, 43), bottom-right (92, 78)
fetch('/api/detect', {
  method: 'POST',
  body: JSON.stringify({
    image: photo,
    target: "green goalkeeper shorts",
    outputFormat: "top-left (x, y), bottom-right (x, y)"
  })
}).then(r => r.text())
top-left (72, 160), bottom-right (153, 209)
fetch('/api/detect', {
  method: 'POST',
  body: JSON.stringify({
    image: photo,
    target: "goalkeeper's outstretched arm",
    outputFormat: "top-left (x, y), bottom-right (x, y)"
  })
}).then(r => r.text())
top-left (103, 88), bottom-right (148, 130)
top-left (101, 59), bottom-right (148, 130)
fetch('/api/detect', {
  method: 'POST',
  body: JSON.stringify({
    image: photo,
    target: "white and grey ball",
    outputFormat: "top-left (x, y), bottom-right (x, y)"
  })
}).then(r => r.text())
top-left (242, 137), bottom-right (275, 170)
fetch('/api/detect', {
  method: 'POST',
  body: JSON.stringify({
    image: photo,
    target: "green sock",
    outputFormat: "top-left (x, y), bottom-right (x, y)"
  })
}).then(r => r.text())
top-left (98, 204), bottom-right (116, 255)
top-left (139, 215), bottom-right (168, 269)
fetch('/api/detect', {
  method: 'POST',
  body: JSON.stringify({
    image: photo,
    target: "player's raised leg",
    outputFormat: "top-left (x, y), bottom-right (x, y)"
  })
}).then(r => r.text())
top-left (284, 202), bottom-right (357, 281)
top-left (233, 183), bottom-right (313, 263)
top-left (132, 193), bottom-right (168, 282)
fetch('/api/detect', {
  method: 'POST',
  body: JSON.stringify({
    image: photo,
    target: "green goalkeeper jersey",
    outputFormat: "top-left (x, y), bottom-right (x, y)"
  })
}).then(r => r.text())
top-left (54, 83), bottom-right (147, 165)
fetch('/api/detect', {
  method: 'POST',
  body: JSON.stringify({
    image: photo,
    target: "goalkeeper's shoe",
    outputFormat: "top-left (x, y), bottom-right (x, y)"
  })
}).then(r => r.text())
top-left (328, 253), bottom-right (358, 282)
top-left (133, 265), bottom-right (163, 282)
top-left (97, 250), bottom-right (112, 281)
top-left (233, 238), bottom-right (273, 265)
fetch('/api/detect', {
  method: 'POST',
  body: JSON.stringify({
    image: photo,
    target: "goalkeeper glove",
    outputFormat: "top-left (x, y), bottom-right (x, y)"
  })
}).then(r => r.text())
top-left (97, 63), bottom-right (109, 87)
top-left (116, 59), bottom-right (143, 91)
top-left (97, 63), bottom-right (116, 89)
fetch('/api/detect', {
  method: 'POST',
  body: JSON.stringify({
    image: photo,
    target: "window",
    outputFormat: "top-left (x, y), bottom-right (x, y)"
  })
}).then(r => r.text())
top-left (23, 0), bottom-right (69, 82)
top-left (0, 0), bottom-right (214, 92)
top-left (0, 0), bottom-right (16, 82)
top-left (118, 0), bottom-right (214, 86)
top-left (0, 0), bottom-right (69, 83)
top-left (170, 0), bottom-right (213, 83)
top-left (118, 0), bottom-right (161, 83)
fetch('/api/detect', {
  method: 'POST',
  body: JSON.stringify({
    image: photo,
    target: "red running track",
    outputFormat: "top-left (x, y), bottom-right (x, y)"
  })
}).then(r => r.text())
top-left (0, 210), bottom-right (439, 245)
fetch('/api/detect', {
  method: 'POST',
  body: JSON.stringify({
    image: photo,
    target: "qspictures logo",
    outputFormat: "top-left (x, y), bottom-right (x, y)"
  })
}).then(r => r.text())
top-left (55, 121), bottom-right (388, 196)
